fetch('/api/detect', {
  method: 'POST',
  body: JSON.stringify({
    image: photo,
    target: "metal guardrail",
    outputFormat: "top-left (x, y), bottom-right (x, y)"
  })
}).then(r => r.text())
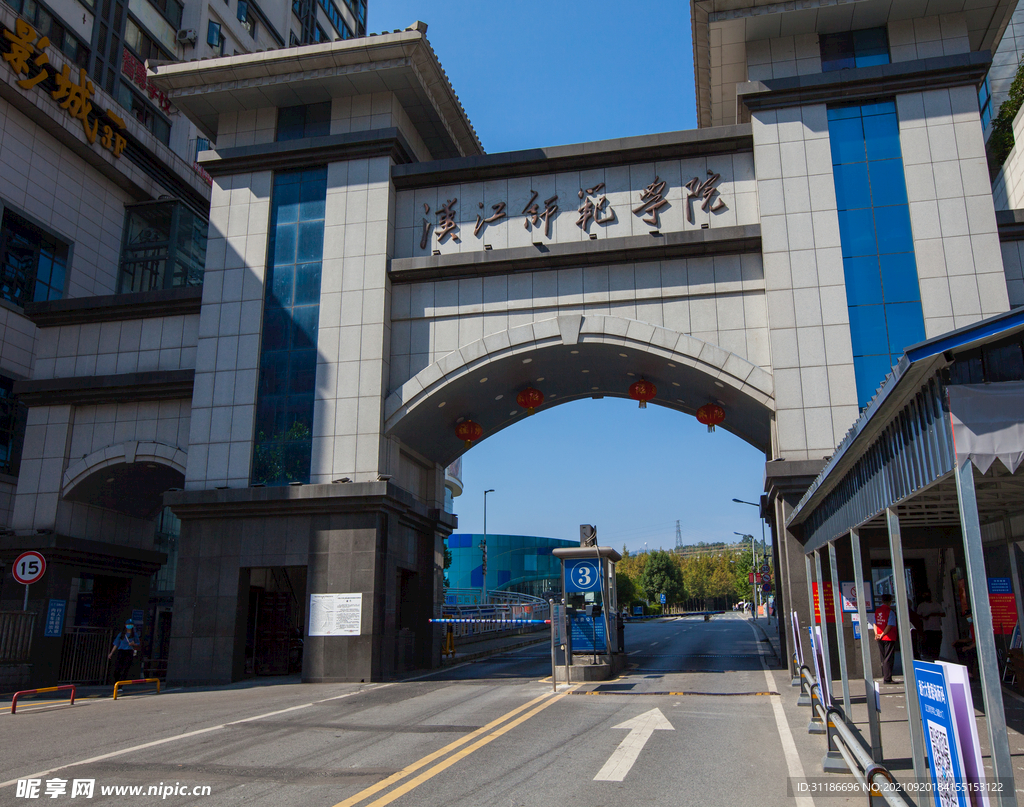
top-left (0, 611), bottom-right (35, 662)
top-left (112, 678), bottom-right (161, 700)
top-left (440, 601), bottom-right (550, 639)
top-left (59, 626), bottom-right (112, 684)
top-left (798, 667), bottom-right (909, 806)
top-left (11, 685), bottom-right (76, 714)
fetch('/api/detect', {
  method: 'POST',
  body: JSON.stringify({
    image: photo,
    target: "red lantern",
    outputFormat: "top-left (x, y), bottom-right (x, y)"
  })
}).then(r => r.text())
top-left (696, 403), bottom-right (725, 432)
top-left (628, 378), bottom-right (657, 409)
top-left (516, 387), bottom-right (544, 415)
top-left (455, 419), bottom-right (483, 448)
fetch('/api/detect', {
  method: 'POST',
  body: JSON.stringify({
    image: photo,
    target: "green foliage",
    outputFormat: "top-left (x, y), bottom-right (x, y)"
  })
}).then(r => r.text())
top-left (989, 59), bottom-right (1024, 173)
top-left (442, 540), bottom-right (453, 589)
top-left (638, 549), bottom-right (685, 606)
top-left (616, 571), bottom-right (637, 607)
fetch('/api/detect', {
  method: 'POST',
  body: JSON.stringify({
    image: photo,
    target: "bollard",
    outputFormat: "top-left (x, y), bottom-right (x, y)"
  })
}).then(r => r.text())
top-left (791, 654), bottom-right (801, 687)
top-left (821, 707), bottom-right (849, 773)
top-left (797, 665), bottom-right (812, 707)
top-left (11, 684), bottom-right (76, 714)
top-left (112, 678), bottom-right (161, 700)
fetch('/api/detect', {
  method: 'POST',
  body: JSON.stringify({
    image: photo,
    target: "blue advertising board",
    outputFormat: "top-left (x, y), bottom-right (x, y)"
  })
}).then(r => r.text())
top-left (913, 661), bottom-right (969, 807)
top-left (44, 599), bottom-right (65, 637)
top-left (659, 593), bottom-right (666, 604)
top-left (570, 613), bottom-right (606, 653)
top-left (565, 559), bottom-right (601, 593)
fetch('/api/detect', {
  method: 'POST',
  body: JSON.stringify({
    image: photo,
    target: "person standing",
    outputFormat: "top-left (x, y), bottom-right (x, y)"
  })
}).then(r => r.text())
top-left (874, 593), bottom-right (898, 683)
top-left (916, 590), bottom-right (945, 659)
top-left (108, 618), bottom-right (140, 685)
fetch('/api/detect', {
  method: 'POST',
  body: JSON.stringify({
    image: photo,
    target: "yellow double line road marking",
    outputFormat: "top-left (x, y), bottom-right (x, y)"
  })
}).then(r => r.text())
top-left (333, 686), bottom-right (576, 807)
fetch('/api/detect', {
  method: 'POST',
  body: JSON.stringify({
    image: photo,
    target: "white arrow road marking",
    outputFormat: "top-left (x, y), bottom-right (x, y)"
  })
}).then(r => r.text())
top-left (593, 707), bottom-right (674, 782)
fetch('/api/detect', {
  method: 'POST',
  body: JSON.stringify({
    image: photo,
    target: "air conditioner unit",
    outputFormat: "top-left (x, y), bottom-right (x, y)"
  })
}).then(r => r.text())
top-left (176, 28), bottom-right (198, 45)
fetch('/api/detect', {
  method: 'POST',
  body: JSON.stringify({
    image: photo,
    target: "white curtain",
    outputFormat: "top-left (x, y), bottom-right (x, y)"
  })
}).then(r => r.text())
top-left (947, 381), bottom-right (1024, 473)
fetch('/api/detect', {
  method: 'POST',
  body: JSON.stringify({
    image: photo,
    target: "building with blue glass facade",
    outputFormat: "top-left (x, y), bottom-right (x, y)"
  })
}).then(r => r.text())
top-left (446, 534), bottom-right (577, 599)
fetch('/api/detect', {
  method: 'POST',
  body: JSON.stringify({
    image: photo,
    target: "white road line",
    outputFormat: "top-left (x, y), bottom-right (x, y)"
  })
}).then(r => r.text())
top-left (0, 686), bottom-right (380, 789)
top-left (748, 623), bottom-right (815, 807)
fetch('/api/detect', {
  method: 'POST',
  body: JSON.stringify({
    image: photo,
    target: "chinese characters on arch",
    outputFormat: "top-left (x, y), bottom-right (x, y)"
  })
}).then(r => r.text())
top-left (1, 19), bottom-right (127, 158)
top-left (417, 169), bottom-right (729, 251)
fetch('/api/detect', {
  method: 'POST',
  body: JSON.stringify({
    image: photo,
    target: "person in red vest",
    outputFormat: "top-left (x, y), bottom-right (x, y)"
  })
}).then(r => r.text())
top-left (874, 593), bottom-right (898, 683)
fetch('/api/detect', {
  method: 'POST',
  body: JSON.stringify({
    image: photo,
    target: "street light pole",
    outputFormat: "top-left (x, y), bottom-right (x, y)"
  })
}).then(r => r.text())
top-left (734, 497), bottom-right (770, 622)
top-left (482, 489), bottom-right (494, 604)
top-left (735, 531), bottom-right (756, 619)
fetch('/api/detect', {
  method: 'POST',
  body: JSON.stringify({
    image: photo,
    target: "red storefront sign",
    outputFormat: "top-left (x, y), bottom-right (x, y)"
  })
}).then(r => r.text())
top-left (121, 48), bottom-right (172, 113)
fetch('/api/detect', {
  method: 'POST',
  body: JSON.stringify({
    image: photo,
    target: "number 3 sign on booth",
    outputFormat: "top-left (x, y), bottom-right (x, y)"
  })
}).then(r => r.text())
top-left (566, 560), bottom-right (601, 592)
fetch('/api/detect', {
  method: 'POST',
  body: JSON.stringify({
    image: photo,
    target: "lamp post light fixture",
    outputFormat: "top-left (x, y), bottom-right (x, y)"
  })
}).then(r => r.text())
top-left (481, 489), bottom-right (495, 603)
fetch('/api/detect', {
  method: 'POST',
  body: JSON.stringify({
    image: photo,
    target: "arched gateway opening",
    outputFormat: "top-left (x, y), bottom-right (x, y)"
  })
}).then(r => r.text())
top-left (384, 314), bottom-right (775, 462)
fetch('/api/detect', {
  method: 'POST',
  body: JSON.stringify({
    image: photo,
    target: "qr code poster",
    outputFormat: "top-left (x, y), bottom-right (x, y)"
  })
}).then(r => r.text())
top-left (927, 720), bottom-right (967, 807)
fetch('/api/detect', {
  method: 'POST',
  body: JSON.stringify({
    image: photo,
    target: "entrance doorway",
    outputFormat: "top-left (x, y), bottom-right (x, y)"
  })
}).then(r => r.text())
top-left (244, 567), bottom-right (306, 676)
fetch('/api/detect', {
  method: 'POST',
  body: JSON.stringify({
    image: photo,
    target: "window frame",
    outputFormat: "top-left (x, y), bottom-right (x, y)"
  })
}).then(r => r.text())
top-left (0, 202), bottom-right (72, 308)
top-left (819, 26), bottom-right (890, 73)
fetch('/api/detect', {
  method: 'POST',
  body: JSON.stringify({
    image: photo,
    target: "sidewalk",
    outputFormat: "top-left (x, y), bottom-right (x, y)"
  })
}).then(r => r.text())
top-left (773, 667), bottom-right (1024, 805)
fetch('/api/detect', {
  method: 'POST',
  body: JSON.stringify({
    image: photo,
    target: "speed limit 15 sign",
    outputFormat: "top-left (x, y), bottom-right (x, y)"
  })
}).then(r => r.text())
top-left (12, 551), bottom-right (45, 585)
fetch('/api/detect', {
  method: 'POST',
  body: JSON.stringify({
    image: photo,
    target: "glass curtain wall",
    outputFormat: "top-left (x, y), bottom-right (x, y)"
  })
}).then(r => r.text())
top-left (828, 101), bottom-right (925, 407)
top-left (251, 167), bottom-right (328, 485)
top-left (117, 200), bottom-right (207, 293)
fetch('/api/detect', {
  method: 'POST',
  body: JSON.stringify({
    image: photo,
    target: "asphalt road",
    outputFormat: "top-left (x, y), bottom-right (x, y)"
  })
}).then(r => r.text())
top-left (0, 614), bottom-right (821, 807)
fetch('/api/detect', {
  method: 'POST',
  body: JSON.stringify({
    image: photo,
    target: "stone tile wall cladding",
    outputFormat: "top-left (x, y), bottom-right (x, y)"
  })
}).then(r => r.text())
top-left (897, 87), bottom-right (1009, 334)
top-left (752, 102), bottom-right (859, 460)
top-left (388, 255), bottom-right (770, 395)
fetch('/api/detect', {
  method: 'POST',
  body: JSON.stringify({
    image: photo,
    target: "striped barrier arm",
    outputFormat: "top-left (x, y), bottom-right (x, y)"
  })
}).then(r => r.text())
top-left (11, 684), bottom-right (76, 714)
top-left (112, 678), bottom-right (161, 700)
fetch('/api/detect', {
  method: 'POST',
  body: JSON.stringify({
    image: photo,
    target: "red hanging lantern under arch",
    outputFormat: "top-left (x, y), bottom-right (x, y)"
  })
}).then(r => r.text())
top-left (695, 403), bottom-right (725, 432)
top-left (516, 387), bottom-right (544, 415)
top-left (455, 419), bottom-right (483, 448)
top-left (628, 378), bottom-right (657, 409)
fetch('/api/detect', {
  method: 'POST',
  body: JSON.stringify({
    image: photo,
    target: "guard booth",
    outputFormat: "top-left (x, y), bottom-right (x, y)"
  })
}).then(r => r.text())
top-left (552, 547), bottom-right (623, 681)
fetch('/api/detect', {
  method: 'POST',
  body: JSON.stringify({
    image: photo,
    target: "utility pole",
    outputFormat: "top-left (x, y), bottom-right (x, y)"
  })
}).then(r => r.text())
top-left (482, 489), bottom-right (494, 604)
top-left (675, 520), bottom-right (682, 551)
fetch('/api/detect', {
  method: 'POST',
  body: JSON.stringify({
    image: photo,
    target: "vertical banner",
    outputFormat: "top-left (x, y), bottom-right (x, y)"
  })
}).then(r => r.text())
top-left (940, 661), bottom-right (991, 807)
top-left (791, 611), bottom-right (804, 667)
top-left (913, 660), bottom-right (968, 807)
top-left (812, 581), bottom-right (836, 623)
top-left (808, 626), bottom-right (831, 707)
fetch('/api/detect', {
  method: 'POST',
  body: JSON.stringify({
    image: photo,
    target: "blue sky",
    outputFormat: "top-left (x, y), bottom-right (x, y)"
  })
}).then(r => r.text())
top-left (371, 2), bottom-right (768, 553)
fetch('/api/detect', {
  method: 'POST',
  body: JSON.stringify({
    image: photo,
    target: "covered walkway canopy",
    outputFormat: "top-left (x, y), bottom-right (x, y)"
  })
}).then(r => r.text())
top-left (786, 306), bottom-right (1024, 805)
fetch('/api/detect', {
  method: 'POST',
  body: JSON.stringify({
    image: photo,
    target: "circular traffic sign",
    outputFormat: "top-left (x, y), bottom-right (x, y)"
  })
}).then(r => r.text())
top-left (12, 551), bottom-right (45, 585)
top-left (761, 582), bottom-right (772, 593)
top-left (761, 572), bottom-right (771, 584)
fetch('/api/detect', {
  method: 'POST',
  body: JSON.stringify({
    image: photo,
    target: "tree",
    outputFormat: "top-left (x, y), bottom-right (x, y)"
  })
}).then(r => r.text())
top-left (638, 550), bottom-right (684, 606)
top-left (989, 59), bottom-right (1024, 173)
top-left (616, 572), bottom-right (637, 609)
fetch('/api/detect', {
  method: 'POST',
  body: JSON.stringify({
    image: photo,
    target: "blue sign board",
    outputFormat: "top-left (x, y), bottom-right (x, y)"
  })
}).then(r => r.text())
top-left (132, 608), bottom-right (144, 628)
top-left (571, 613), bottom-right (606, 653)
top-left (633, 605), bottom-right (643, 616)
top-left (913, 661), bottom-right (968, 807)
top-left (44, 599), bottom-right (66, 637)
top-left (988, 577), bottom-right (1012, 594)
top-left (659, 593), bottom-right (666, 605)
top-left (565, 559), bottom-right (601, 593)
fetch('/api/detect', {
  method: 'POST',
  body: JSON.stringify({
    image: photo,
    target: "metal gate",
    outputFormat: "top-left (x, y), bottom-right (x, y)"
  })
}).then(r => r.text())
top-left (58, 626), bottom-right (112, 684)
top-left (0, 611), bottom-right (35, 662)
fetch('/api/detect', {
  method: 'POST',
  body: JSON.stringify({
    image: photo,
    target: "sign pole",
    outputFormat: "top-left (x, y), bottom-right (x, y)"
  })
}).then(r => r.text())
top-left (549, 598), bottom-right (556, 692)
top-left (23, 583), bottom-right (29, 611)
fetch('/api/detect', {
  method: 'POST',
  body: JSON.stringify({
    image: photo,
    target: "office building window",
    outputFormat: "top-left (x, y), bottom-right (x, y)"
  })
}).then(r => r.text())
top-left (207, 20), bottom-right (226, 54)
top-left (0, 208), bottom-right (68, 306)
top-left (819, 27), bottom-right (889, 72)
top-left (0, 376), bottom-right (26, 477)
top-left (117, 199), bottom-right (207, 293)
top-left (116, 83), bottom-right (171, 145)
top-left (237, 0), bottom-right (256, 39)
top-left (979, 76), bottom-right (992, 130)
top-left (5, 0), bottom-right (90, 67)
top-left (828, 101), bottom-right (925, 408)
top-left (252, 167), bottom-right (328, 486)
top-left (145, 0), bottom-right (182, 29)
top-left (124, 17), bottom-right (173, 62)
top-left (276, 102), bottom-right (330, 141)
